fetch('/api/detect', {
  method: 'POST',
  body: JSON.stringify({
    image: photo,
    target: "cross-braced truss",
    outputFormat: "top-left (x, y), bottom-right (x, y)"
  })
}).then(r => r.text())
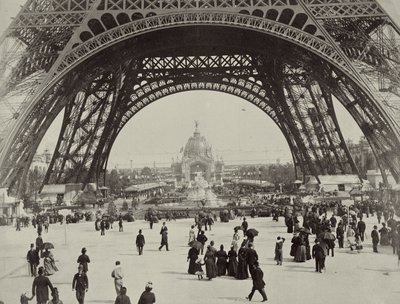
top-left (0, 0), bottom-right (399, 194)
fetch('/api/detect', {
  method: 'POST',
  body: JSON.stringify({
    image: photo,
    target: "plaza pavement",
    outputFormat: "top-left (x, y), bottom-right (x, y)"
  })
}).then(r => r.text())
top-left (0, 214), bottom-right (399, 304)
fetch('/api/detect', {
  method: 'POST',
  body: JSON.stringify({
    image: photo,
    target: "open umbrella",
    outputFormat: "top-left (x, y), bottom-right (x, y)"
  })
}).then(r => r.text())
top-left (246, 228), bottom-right (259, 238)
top-left (234, 225), bottom-right (242, 231)
top-left (299, 227), bottom-right (311, 234)
top-left (43, 242), bottom-right (54, 250)
top-left (318, 232), bottom-right (335, 240)
top-left (190, 240), bottom-right (203, 251)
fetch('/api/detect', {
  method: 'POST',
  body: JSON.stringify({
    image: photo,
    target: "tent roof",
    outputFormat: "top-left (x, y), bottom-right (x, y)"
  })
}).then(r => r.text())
top-left (125, 182), bottom-right (166, 192)
top-left (237, 179), bottom-right (274, 187)
top-left (318, 175), bottom-right (361, 185)
top-left (349, 188), bottom-right (364, 196)
top-left (41, 184), bottom-right (66, 194)
top-left (392, 184), bottom-right (400, 191)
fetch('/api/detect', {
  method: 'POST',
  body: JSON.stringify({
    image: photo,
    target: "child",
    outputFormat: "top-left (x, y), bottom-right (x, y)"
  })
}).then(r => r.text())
top-left (194, 257), bottom-right (205, 280)
top-left (274, 236), bottom-right (285, 265)
top-left (20, 293), bottom-right (33, 304)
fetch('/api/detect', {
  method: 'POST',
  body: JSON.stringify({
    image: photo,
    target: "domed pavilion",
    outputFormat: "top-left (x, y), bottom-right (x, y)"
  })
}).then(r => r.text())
top-left (171, 122), bottom-right (224, 185)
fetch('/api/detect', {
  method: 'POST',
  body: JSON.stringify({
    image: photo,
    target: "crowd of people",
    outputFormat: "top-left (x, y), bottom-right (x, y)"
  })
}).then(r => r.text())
top-left (23, 217), bottom-right (156, 304)
top-left (14, 195), bottom-right (400, 303)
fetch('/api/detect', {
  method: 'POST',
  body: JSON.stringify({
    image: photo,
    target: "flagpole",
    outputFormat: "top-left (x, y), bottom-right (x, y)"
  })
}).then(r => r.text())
top-left (64, 221), bottom-right (67, 245)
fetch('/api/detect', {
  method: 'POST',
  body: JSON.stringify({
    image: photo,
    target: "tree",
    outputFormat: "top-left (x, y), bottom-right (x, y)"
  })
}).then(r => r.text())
top-left (106, 169), bottom-right (122, 195)
top-left (21, 167), bottom-right (46, 209)
top-left (107, 200), bottom-right (117, 216)
top-left (141, 167), bottom-right (152, 179)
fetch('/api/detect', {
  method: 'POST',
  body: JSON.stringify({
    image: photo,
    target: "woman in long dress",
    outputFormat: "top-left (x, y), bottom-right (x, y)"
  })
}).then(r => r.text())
top-left (227, 246), bottom-right (238, 277)
top-left (379, 223), bottom-right (390, 246)
top-left (204, 245), bottom-right (217, 280)
top-left (231, 228), bottom-right (240, 252)
top-left (235, 245), bottom-right (249, 280)
top-left (42, 249), bottom-right (58, 275)
top-left (187, 247), bottom-right (199, 274)
top-left (188, 225), bottom-right (196, 245)
top-left (290, 233), bottom-right (300, 257)
top-left (295, 235), bottom-right (307, 262)
top-left (216, 245), bottom-right (228, 276)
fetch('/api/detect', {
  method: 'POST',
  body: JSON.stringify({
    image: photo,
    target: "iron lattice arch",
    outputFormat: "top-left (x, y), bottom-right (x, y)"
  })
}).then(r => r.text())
top-left (0, 0), bottom-right (400, 193)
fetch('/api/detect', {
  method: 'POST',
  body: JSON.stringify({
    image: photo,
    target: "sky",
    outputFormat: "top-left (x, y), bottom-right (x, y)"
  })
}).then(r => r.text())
top-left (0, 0), bottom-right (399, 169)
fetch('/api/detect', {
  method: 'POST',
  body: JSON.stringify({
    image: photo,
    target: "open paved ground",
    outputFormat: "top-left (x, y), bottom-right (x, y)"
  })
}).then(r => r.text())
top-left (1, 214), bottom-right (399, 304)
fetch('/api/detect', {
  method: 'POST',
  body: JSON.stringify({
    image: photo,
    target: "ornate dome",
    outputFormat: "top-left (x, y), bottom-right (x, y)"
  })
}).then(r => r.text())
top-left (183, 127), bottom-right (213, 159)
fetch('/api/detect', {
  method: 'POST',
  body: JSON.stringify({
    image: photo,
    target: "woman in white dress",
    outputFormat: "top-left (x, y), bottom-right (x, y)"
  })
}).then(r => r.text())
top-left (188, 225), bottom-right (196, 245)
top-left (231, 228), bottom-right (240, 252)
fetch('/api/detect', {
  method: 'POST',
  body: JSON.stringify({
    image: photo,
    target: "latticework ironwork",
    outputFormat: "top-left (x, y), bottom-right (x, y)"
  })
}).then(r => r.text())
top-left (0, 0), bottom-right (399, 194)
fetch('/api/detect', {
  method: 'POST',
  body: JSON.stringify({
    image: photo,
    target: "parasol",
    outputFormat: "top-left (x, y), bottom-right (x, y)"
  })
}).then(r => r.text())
top-left (43, 242), bottom-right (55, 250)
top-left (318, 232), bottom-right (336, 240)
top-left (190, 240), bottom-right (203, 251)
top-left (234, 225), bottom-right (242, 231)
top-left (299, 227), bottom-right (311, 234)
top-left (246, 228), bottom-right (259, 238)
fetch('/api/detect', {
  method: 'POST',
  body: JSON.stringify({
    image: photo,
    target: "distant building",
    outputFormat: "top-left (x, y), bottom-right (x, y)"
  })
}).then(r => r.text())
top-left (366, 169), bottom-right (396, 189)
top-left (171, 122), bottom-right (224, 186)
top-left (346, 137), bottom-right (377, 176)
top-left (31, 149), bottom-right (52, 173)
top-left (0, 188), bottom-right (23, 221)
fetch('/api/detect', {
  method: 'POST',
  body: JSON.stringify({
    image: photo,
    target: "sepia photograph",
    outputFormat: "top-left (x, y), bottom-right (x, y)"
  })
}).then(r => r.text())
top-left (0, 0), bottom-right (399, 303)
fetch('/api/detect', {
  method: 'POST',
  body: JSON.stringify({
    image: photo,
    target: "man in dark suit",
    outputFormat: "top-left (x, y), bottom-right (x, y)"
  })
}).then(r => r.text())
top-left (35, 233), bottom-right (44, 256)
top-left (241, 217), bottom-right (248, 237)
top-left (72, 264), bottom-right (89, 304)
top-left (336, 223), bottom-right (345, 248)
top-left (312, 239), bottom-right (326, 273)
top-left (77, 247), bottom-right (90, 273)
top-left (371, 225), bottom-right (380, 253)
top-left (27, 243), bottom-right (40, 277)
top-left (159, 222), bottom-right (169, 251)
top-left (357, 218), bottom-right (366, 242)
top-left (32, 267), bottom-right (54, 304)
top-left (136, 229), bottom-right (145, 255)
top-left (246, 243), bottom-right (258, 274)
top-left (246, 261), bottom-right (267, 302)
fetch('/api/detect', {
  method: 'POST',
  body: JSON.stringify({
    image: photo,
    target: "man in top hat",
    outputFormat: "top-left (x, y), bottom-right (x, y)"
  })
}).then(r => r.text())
top-left (158, 222), bottom-right (169, 251)
top-left (312, 239), bottom-right (326, 273)
top-left (77, 248), bottom-right (90, 273)
top-left (72, 264), bottom-right (89, 304)
top-left (27, 243), bottom-right (40, 277)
